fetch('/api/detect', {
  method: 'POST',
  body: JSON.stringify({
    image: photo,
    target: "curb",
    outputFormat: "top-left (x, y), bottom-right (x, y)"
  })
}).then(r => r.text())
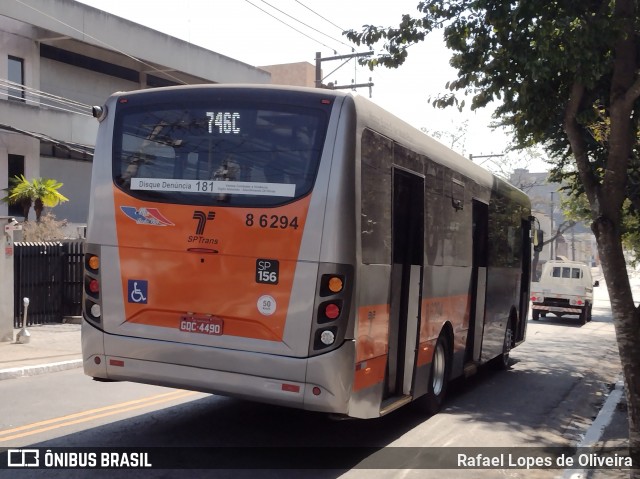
top-left (0, 359), bottom-right (83, 381)
top-left (561, 378), bottom-right (626, 479)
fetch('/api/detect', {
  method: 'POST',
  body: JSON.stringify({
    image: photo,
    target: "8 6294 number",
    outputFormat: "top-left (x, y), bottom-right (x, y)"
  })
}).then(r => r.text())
top-left (245, 214), bottom-right (298, 230)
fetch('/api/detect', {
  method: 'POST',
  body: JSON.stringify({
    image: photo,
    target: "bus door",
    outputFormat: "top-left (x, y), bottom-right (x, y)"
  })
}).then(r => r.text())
top-left (386, 168), bottom-right (424, 400)
top-left (517, 218), bottom-right (532, 341)
top-left (467, 199), bottom-right (489, 364)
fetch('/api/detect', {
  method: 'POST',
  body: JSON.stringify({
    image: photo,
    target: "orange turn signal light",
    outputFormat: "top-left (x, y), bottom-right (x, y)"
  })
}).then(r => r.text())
top-left (88, 255), bottom-right (100, 270)
top-left (328, 276), bottom-right (343, 293)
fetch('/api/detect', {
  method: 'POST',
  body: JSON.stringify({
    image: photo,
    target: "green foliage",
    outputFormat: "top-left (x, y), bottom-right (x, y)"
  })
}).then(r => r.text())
top-left (346, 1), bottom-right (620, 143)
top-left (346, 0), bottom-right (640, 244)
top-left (1, 175), bottom-right (69, 221)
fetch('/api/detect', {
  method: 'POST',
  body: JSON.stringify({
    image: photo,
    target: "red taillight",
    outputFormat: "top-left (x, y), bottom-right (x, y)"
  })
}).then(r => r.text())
top-left (325, 303), bottom-right (340, 319)
top-left (89, 279), bottom-right (100, 293)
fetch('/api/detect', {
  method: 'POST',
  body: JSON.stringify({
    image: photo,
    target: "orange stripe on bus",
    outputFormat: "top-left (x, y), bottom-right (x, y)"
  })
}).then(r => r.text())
top-left (416, 341), bottom-right (435, 367)
top-left (419, 294), bottom-right (471, 345)
top-left (356, 293), bottom-right (471, 378)
top-left (353, 355), bottom-right (387, 392)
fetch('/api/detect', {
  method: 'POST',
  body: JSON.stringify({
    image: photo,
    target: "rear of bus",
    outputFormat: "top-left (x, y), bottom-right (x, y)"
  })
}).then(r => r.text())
top-left (82, 85), bottom-right (357, 414)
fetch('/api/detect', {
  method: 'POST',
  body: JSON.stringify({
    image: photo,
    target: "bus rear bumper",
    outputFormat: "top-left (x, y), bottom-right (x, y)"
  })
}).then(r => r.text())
top-left (82, 322), bottom-right (354, 415)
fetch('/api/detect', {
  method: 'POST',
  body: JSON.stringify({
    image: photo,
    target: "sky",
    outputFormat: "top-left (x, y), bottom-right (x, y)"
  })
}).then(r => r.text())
top-left (75, 0), bottom-right (549, 174)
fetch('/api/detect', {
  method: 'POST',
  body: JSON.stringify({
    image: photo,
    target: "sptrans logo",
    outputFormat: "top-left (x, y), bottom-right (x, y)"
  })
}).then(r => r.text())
top-left (192, 210), bottom-right (215, 235)
top-left (188, 210), bottom-right (219, 246)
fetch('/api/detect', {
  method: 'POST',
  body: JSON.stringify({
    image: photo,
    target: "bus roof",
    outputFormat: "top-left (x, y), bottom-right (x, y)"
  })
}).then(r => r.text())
top-left (103, 83), bottom-right (530, 208)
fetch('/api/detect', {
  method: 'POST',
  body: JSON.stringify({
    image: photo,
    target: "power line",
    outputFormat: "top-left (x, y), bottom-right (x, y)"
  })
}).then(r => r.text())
top-left (0, 78), bottom-right (93, 116)
top-left (294, 0), bottom-right (345, 32)
top-left (244, 0), bottom-right (349, 53)
top-left (12, 0), bottom-right (188, 86)
top-left (257, 0), bottom-right (350, 48)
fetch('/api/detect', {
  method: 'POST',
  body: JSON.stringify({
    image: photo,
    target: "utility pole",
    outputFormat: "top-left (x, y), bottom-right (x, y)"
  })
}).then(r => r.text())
top-left (315, 51), bottom-right (374, 97)
top-left (550, 192), bottom-right (555, 261)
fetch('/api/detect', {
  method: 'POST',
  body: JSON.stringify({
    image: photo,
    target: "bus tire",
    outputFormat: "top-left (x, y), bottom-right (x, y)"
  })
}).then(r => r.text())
top-left (532, 310), bottom-right (540, 321)
top-left (494, 320), bottom-right (514, 370)
top-left (421, 333), bottom-right (450, 415)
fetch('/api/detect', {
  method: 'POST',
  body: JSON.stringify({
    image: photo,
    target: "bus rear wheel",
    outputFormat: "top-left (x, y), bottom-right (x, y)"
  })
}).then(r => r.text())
top-left (494, 320), bottom-right (514, 370)
top-left (421, 334), bottom-right (450, 415)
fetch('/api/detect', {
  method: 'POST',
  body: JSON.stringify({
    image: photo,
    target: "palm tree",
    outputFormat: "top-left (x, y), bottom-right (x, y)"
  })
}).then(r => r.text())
top-left (31, 178), bottom-right (69, 221)
top-left (1, 175), bottom-right (69, 221)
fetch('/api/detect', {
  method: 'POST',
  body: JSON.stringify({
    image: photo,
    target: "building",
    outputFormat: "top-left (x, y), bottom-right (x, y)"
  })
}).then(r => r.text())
top-left (510, 169), bottom-right (598, 269)
top-left (260, 61), bottom-right (317, 88)
top-left (0, 0), bottom-right (271, 227)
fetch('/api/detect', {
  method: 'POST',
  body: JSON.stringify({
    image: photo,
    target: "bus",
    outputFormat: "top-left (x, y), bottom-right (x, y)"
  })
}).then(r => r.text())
top-left (83, 84), bottom-right (533, 419)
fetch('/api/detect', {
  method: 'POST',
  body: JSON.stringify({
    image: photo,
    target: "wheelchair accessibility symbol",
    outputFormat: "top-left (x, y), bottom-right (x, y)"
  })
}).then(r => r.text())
top-left (127, 280), bottom-right (148, 304)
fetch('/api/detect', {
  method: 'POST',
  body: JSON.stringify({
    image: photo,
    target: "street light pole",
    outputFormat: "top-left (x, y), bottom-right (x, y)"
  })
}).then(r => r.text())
top-left (550, 192), bottom-right (555, 260)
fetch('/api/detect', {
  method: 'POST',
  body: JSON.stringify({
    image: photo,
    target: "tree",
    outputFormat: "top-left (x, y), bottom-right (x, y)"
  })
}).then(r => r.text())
top-left (347, 0), bottom-right (640, 469)
top-left (1, 175), bottom-right (69, 221)
top-left (421, 118), bottom-right (469, 154)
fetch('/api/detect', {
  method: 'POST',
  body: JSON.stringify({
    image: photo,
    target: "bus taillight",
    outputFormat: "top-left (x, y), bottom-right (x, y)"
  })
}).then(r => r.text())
top-left (319, 329), bottom-right (336, 346)
top-left (310, 265), bottom-right (353, 355)
top-left (324, 303), bottom-right (340, 320)
top-left (327, 276), bottom-right (344, 293)
top-left (88, 255), bottom-right (100, 270)
top-left (84, 252), bottom-right (102, 322)
top-left (88, 279), bottom-right (100, 294)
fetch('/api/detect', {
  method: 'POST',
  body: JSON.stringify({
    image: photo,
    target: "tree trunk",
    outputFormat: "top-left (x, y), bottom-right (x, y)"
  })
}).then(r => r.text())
top-left (592, 217), bottom-right (640, 473)
top-left (34, 198), bottom-right (44, 222)
top-left (21, 198), bottom-right (31, 221)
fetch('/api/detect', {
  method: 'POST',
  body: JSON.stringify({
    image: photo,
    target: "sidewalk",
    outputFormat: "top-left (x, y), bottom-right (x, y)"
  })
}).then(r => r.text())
top-left (0, 322), bottom-right (82, 380)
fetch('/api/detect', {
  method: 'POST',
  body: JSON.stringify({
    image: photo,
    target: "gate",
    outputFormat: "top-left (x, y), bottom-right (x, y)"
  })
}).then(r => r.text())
top-left (13, 240), bottom-right (84, 326)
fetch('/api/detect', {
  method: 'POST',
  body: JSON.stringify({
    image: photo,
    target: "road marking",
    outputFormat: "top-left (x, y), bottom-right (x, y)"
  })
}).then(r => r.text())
top-left (0, 389), bottom-right (198, 442)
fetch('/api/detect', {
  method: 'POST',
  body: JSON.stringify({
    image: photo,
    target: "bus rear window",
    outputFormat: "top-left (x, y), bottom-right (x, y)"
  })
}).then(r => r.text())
top-left (113, 100), bottom-right (329, 207)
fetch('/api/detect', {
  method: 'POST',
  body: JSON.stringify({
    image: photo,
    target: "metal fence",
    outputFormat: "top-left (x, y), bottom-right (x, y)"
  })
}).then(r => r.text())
top-left (13, 240), bottom-right (84, 326)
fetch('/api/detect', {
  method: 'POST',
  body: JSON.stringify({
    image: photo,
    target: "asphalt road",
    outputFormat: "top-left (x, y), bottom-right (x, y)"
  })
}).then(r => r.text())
top-left (0, 292), bottom-right (624, 479)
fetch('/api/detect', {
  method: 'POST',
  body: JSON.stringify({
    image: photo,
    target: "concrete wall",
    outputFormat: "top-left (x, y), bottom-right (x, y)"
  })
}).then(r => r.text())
top-left (40, 57), bottom-right (139, 107)
top-left (0, 0), bottom-right (273, 225)
top-left (0, 21), bottom-right (40, 102)
top-left (0, 0), bottom-right (271, 85)
top-left (260, 62), bottom-right (316, 87)
top-left (40, 156), bottom-right (92, 223)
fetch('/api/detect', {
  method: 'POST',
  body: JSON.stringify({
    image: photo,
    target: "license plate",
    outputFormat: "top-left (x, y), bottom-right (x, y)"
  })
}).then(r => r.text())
top-left (179, 316), bottom-right (224, 336)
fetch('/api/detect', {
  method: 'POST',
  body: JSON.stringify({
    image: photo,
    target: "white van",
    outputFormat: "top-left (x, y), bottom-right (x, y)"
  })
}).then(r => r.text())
top-left (530, 260), bottom-right (599, 324)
